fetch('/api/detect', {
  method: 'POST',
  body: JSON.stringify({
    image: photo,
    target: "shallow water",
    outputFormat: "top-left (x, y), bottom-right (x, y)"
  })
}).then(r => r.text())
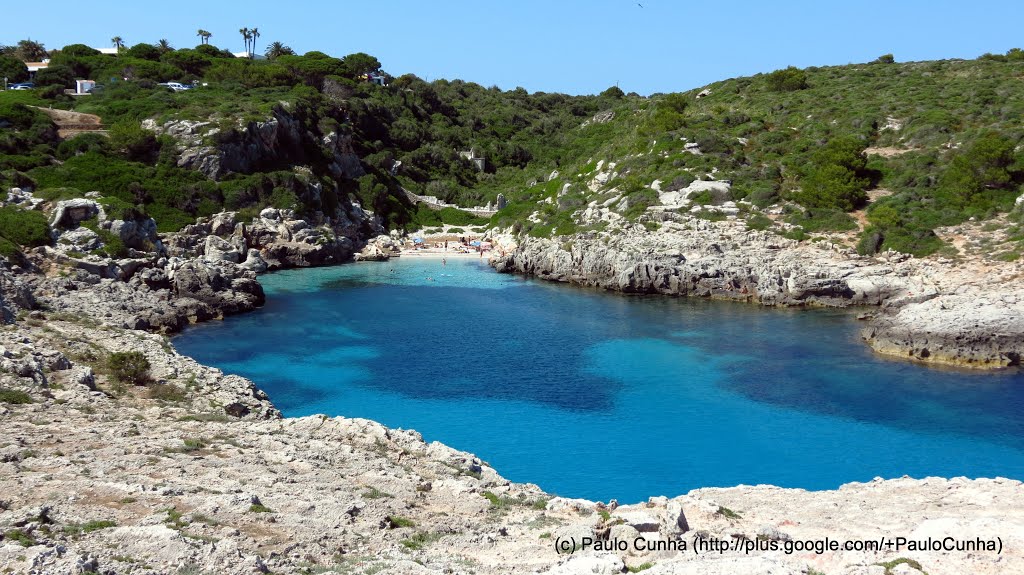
top-left (174, 258), bottom-right (1024, 502)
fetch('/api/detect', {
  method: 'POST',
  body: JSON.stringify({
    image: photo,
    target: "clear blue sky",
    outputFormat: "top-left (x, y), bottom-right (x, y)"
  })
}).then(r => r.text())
top-left (4, 0), bottom-right (1023, 95)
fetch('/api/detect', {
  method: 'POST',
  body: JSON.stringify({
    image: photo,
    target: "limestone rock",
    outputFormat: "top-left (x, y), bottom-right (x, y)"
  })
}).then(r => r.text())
top-left (109, 217), bottom-right (161, 251)
top-left (49, 199), bottom-right (99, 229)
top-left (204, 235), bottom-right (243, 263)
top-left (239, 249), bottom-right (269, 272)
top-left (56, 227), bottom-right (100, 252)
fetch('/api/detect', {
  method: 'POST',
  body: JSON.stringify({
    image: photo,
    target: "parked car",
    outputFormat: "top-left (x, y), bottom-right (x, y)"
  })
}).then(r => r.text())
top-left (157, 82), bottom-right (191, 92)
top-left (9, 82), bottom-right (34, 90)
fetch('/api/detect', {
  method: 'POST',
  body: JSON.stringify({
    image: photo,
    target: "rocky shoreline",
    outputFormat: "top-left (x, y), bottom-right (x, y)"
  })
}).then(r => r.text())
top-left (1, 190), bottom-right (1023, 573)
top-left (488, 210), bottom-right (1024, 369)
top-left (1, 300), bottom-right (1022, 575)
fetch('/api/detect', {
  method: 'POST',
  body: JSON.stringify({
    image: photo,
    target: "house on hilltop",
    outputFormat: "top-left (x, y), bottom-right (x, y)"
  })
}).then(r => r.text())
top-left (25, 59), bottom-right (49, 79)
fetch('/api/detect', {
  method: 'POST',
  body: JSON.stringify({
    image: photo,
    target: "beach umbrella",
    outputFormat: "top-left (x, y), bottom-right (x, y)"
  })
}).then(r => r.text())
top-left (470, 240), bottom-right (481, 246)
top-left (480, 242), bottom-right (492, 249)
top-left (413, 238), bottom-right (424, 244)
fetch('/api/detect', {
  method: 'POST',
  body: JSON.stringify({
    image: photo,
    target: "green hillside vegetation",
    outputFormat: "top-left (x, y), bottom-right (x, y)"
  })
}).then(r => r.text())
top-left (489, 51), bottom-right (1024, 256)
top-left (1, 41), bottom-right (1023, 258)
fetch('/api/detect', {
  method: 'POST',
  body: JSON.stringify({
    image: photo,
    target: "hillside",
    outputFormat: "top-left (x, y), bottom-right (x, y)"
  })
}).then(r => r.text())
top-left (490, 53), bottom-right (1024, 261)
top-left (2, 46), bottom-right (1024, 265)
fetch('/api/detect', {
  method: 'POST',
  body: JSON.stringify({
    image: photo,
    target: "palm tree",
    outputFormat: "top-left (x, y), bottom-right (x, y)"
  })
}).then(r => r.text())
top-left (196, 29), bottom-right (212, 45)
top-left (264, 41), bottom-right (294, 60)
top-left (238, 27), bottom-right (251, 56)
top-left (249, 28), bottom-right (260, 59)
top-left (157, 39), bottom-right (173, 54)
top-left (111, 36), bottom-right (124, 50)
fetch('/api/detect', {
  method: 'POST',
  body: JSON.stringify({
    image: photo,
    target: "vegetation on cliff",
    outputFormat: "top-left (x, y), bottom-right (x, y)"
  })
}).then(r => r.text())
top-left (2, 41), bottom-right (1023, 258)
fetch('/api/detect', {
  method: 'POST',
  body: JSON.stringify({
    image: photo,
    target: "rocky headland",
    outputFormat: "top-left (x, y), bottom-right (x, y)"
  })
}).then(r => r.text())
top-left (489, 203), bottom-right (1024, 369)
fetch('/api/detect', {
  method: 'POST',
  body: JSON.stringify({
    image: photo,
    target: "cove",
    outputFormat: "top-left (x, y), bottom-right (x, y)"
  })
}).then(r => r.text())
top-left (173, 258), bottom-right (1024, 503)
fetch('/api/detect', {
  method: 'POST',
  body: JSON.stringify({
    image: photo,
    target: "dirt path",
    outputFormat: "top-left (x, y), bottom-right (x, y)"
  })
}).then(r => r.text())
top-left (28, 106), bottom-right (107, 138)
top-left (851, 188), bottom-right (895, 231)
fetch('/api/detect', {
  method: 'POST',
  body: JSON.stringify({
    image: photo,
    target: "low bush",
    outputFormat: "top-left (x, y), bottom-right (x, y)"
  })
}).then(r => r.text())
top-left (765, 66), bottom-right (808, 92)
top-left (0, 206), bottom-right (50, 248)
top-left (0, 388), bottom-right (33, 404)
top-left (107, 351), bottom-right (152, 385)
top-left (785, 208), bottom-right (857, 233)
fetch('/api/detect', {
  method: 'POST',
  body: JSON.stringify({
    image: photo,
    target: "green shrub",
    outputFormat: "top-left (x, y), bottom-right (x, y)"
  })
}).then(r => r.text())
top-left (248, 504), bottom-right (273, 513)
top-left (622, 188), bottom-right (658, 220)
top-left (794, 136), bottom-right (871, 211)
top-left (108, 120), bottom-right (161, 162)
top-left (146, 384), bottom-right (186, 402)
top-left (56, 133), bottom-right (111, 160)
top-left (3, 529), bottom-right (35, 547)
top-left (939, 132), bottom-right (1022, 207)
top-left (0, 206), bottom-right (51, 248)
top-left (0, 55), bottom-right (29, 84)
top-left (34, 187), bottom-right (85, 202)
top-left (64, 520), bottom-right (117, 536)
top-left (385, 515), bottom-right (415, 528)
top-left (34, 64), bottom-right (74, 89)
top-left (785, 208), bottom-right (857, 232)
top-left (0, 236), bottom-right (19, 258)
top-left (765, 66), bottom-right (808, 91)
top-left (107, 351), bottom-right (152, 385)
top-left (0, 388), bottom-right (33, 404)
top-left (745, 213), bottom-right (774, 231)
top-left (716, 506), bottom-right (742, 519)
top-left (401, 531), bottom-right (445, 550)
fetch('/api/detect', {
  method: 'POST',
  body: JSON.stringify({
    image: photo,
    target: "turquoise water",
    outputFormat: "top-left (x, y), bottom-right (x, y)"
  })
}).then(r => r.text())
top-left (174, 258), bottom-right (1024, 502)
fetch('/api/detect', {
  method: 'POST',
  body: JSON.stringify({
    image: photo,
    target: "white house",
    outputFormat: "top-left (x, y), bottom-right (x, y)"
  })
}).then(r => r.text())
top-left (75, 79), bottom-right (96, 95)
top-left (25, 59), bottom-right (49, 77)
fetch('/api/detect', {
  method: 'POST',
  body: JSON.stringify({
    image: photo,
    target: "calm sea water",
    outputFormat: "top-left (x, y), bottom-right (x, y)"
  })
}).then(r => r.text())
top-left (174, 258), bottom-right (1024, 503)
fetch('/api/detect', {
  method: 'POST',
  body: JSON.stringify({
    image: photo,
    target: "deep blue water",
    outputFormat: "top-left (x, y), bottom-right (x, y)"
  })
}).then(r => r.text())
top-left (174, 258), bottom-right (1024, 503)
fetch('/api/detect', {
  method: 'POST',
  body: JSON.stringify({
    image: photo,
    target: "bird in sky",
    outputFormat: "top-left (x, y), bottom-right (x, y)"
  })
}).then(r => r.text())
top-left (638, 3), bottom-right (643, 6)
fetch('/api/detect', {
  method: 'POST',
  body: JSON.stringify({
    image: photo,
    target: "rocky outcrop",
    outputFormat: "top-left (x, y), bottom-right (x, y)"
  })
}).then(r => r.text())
top-left (167, 207), bottom-right (374, 271)
top-left (0, 264), bottom-right (34, 323)
top-left (146, 109), bottom-right (365, 182)
top-left (33, 258), bottom-right (264, 333)
top-left (491, 217), bottom-right (918, 307)
top-left (490, 212), bottom-right (1024, 368)
top-left (355, 234), bottom-right (402, 261)
top-left (862, 291), bottom-right (1024, 368)
top-left (49, 198), bottom-right (99, 229)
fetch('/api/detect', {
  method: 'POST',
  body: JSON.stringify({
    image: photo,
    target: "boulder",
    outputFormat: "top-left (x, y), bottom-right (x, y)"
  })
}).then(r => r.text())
top-left (239, 249), bottom-right (268, 273)
top-left (50, 199), bottom-right (99, 229)
top-left (204, 236), bottom-right (243, 264)
top-left (56, 227), bottom-right (101, 252)
top-left (0, 266), bottom-right (35, 323)
top-left (109, 218), bottom-right (161, 251)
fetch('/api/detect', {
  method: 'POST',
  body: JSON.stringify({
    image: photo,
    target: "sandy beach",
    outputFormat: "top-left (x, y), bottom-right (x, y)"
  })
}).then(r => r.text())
top-left (397, 249), bottom-right (492, 259)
